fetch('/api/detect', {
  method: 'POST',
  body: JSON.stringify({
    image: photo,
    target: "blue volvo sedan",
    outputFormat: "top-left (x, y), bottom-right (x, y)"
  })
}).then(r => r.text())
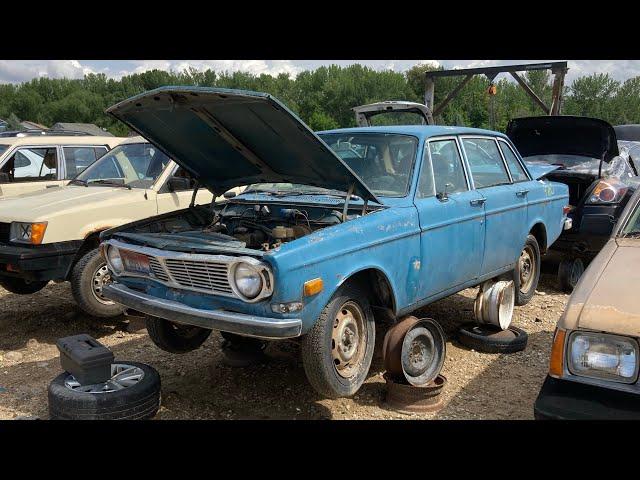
top-left (99, 87), bottom-right (570, 398)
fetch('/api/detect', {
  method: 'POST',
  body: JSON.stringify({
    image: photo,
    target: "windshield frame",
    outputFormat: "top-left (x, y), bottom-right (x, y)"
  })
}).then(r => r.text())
top-left (72, 142), bottom-right (170, 190)
top-left (616, 190), bottom-right (640, 238)
top-left (317, 132), bottom-right (419, 198)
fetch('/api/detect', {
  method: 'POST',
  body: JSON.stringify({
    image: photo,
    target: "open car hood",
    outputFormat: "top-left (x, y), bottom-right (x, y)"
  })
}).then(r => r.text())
top-left (506, 116), bottom-right (619, 161)
top-left (106, 87), bottom-right (379, 203)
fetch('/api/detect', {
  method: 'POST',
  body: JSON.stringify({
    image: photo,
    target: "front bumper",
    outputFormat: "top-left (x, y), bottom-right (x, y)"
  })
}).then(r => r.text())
top-left (103, 282), bottom-right (302, 339)
top-left (0, 240), bottom-right (82, 281)
top-left (534, 376), bottom-right (640, 420)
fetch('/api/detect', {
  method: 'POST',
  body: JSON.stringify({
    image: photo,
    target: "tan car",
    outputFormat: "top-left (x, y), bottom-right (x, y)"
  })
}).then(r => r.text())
top-left (535, 184), bottom-right (640, 419)
top-left (0, 133), bottom-right (125, 197)
top-left (0, 136), bottom-right (217, 317)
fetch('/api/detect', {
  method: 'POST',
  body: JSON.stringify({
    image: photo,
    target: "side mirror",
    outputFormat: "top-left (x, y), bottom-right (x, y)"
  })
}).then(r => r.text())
top-left (223, 190), bottom-right (237, 199)
top-left (0, 172), bottom-right (10, 184)
top-left (167, 176), bottom-right (191, 192)
top-left (436, 183), bottom-right (453, 202)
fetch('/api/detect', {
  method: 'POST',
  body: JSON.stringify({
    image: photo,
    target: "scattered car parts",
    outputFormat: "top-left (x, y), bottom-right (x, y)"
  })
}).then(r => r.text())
top-left (457, 324), bottom-right (528, 354)
top-left (473, 280), bottom-right (516, 330)
top-left (383, 373), bottom-right (447, 414)
top-left (49, 335), bottom-right (161, 420)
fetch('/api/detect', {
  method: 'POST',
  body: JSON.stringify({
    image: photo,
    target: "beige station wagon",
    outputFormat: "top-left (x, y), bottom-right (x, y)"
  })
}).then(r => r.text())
top-left (535, 183), bottom-right (640, 419)
top-left (0, 136), bottom-right (218, 318)
top-left (0, 133), bottom-right (125, 198)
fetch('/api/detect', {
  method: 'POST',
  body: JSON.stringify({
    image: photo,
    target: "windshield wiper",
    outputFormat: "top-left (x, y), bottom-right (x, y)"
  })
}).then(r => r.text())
top-left (87, 179), bottom-right (132, 190)
top-left (622, 230), bottom-right (640, 238)
top-left (69, 178), bottom-right (87, 187)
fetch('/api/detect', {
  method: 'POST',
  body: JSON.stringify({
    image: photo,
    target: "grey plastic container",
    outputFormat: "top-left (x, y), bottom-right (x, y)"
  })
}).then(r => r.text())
top-left (56, 334), bottom-right (115, 385)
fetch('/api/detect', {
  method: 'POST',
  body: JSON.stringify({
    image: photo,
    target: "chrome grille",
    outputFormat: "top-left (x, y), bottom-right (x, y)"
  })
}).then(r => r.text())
top-left (148, 257), bottom-right (169, 282)
top-left (163, 258), bottom-right (233, 294)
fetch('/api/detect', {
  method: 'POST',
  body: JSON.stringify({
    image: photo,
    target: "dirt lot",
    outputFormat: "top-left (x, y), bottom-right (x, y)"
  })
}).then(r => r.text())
top-left (0, 268), bottom-right (568, 420)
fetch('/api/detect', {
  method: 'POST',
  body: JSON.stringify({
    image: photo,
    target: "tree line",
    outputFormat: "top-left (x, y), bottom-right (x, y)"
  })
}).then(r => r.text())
top-left (1, 63), bottom-right (639, 137)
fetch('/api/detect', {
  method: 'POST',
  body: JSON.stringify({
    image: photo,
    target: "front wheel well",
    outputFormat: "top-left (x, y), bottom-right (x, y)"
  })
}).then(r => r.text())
top-left (65, 231), bottom-right (105, 280)
top-left (340, 268), bottom-right (396, 317)
top-left (529, 223), bottom-right (548, 253)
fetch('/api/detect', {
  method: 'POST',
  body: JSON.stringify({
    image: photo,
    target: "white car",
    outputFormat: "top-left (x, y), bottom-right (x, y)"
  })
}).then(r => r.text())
top-left (0, 136), bottom-right (222, 317)
top-left (0, 134), bottom-right (126, 198)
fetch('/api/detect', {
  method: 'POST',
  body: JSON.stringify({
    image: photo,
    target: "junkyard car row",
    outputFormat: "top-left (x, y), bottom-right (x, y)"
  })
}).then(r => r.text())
top-left (1, 86), bottom-right (639, 418)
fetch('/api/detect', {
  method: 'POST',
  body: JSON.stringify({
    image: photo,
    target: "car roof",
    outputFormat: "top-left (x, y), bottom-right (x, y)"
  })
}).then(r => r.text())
top-left (316, 125), bottom-right (509, 140)
top-left (0, 135), bottom-right (127, 147)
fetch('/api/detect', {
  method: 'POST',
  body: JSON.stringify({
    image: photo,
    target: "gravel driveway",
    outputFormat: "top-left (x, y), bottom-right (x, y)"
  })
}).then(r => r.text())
top-left (0, 268), bottom-right (568, 420)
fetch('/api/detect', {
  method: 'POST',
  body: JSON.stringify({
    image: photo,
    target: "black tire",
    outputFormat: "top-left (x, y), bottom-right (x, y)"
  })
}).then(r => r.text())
top-left (557, 257), bottom-right (584, 293)
top-left (301, 283), bottom-right (375, 398)
top-left (70, 248), bottom-right (124, 318)
top-left (0, 277), bottom-right (48, 294)
top-left (512, 234), bottom-right (541, 306)
top-left (457, 323), bottom-right (528, 354)
top-left (146, 315), bottom-right (212, 353)
top-left (48, 361), bottom-right (161, 420)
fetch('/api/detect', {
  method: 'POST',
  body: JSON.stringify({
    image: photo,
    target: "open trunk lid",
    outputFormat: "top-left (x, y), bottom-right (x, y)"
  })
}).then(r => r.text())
top-left (107, 87), bottom-right (379, 203)
top-left (506, 116), bottom-right (619, 161)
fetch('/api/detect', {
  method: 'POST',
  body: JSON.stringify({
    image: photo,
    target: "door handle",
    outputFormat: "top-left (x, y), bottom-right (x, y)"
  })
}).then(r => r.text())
top-left (469, 198), bottom-right (486, 206)
top-left (516, 189), bottom-right (529, 197)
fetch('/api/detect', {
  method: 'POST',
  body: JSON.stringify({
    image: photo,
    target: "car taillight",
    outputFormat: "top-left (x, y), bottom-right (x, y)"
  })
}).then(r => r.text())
top-left (563, 205), bottom-right (573, 215)
top-left (587, 179), bottom-right (628, 204)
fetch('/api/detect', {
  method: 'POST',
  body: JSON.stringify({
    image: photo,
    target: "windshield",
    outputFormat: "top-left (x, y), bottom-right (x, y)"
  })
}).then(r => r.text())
top-left (0, 145), bottom-right (8, 156)
top-left (75, 142), bottom-right (170, 189)
top-left (317, 133), bottom-right (418, 196)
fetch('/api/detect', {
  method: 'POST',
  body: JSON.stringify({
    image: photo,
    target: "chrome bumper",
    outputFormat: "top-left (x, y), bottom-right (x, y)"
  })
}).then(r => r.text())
top-left (563, 218), bottom-right (573, 231)
top-left (103, 283), bottom-right (302, 339)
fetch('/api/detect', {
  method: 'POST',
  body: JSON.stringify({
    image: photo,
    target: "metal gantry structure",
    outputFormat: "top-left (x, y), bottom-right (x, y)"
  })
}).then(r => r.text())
top-left (424, 61), bottom-right (569, 122)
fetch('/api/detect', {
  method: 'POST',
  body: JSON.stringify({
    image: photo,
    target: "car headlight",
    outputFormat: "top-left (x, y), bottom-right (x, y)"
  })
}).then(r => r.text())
top-left (568, 331), bottom-right (638, 383)
top-left (106, 246), bottom-right (124, 273)
top-left (10, 222), bottom-right (47, 245)
top-left (586, 179), bottom-right (628, 204)
top-left (232, 262), bottom-right (263, 300)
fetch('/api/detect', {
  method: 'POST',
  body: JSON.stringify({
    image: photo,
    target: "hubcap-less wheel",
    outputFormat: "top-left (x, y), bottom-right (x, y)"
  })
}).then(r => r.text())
top-left (64, 363), bottom-right (145, 394)
top-left (91, 264), bottom-right (114, 306)
top-left (331, 301), bottom-right (366, 378)
top-left (518, 245), bottom-right (536, 293)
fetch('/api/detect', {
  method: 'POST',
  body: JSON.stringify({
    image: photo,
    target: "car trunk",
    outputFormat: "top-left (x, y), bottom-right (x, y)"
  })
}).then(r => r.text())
top-left (544, 170), bottom-right (598, 207)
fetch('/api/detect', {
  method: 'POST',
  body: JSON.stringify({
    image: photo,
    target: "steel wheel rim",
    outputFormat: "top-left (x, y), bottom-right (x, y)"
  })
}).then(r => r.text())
top-left (64, 363), bottom-right (145, 394)
top-left (518, 245), bottom-right (536, 293)
top-left (403, 328), bottom-right (435, 377)
top-left (92, 263), bottom-right (115, 305)
top-left (331, 301), bottom-right (366, 378)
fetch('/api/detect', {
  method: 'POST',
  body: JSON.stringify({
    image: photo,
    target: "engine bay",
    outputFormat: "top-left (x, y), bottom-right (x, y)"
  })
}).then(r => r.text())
top-left (121, 200), bottom-right (372, 252)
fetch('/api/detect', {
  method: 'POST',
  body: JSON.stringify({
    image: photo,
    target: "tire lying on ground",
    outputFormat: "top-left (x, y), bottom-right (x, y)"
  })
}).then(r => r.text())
top-left (48, 361), bottom-right (161, 420)
top-left (0, 278), bottom-right (48, 294)
top-left (457, 323), bottom-right (528, 354)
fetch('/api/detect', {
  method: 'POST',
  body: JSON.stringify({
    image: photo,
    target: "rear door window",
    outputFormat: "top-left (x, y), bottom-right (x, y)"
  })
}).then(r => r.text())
top-left (462, 138), bottom-right (511, 188)
top-left (0, 147), bottom-right (58, 183)
top-left (498, 140), bottom-right (529, 182)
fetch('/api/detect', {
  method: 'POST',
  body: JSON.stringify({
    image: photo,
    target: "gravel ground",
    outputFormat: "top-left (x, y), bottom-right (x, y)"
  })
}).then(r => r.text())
top-left (0, 267), bottom-right (568, 420)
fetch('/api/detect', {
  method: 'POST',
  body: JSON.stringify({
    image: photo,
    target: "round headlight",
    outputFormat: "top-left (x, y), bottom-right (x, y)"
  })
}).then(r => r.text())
top-left (234, 262), bottom-right (263, 299)
top-left (107, 246), bottom-right (124, 273)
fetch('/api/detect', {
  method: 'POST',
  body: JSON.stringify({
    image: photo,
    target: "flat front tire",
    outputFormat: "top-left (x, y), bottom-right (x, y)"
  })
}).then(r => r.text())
top-left (70, 248), bottom-right (124, 318)
top-left (301, 283), bottom-right (375, 398)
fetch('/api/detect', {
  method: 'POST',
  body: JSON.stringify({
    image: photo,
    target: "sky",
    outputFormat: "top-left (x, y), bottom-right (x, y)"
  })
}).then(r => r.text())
top-left (1, 60), bottom-right (639, 84)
